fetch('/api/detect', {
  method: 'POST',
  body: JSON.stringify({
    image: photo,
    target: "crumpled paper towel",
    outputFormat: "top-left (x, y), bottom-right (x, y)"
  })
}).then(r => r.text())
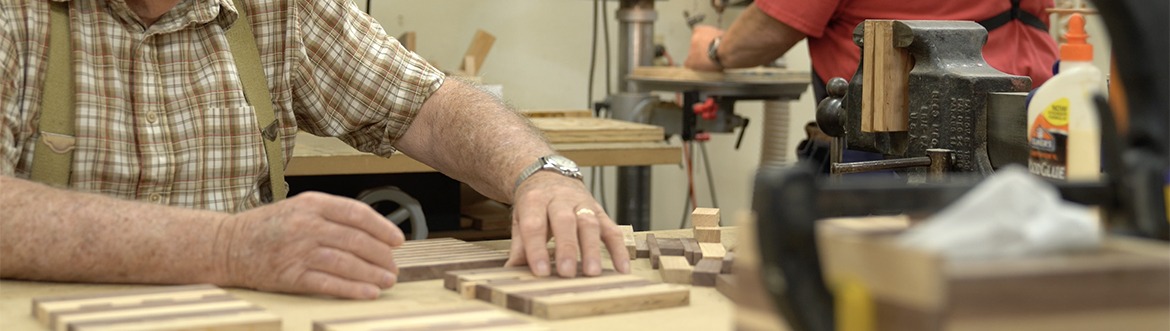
top-left (899, 166), bottom-right (1101, 260)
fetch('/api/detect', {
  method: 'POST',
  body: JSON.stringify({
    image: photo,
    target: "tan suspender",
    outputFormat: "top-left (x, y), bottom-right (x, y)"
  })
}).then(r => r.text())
top-left (29, 3), bottom-right (75, 187)
top-left (225, 0), bottom-right (289, 202)
top-left (31, 0), bottom-right (288, 202)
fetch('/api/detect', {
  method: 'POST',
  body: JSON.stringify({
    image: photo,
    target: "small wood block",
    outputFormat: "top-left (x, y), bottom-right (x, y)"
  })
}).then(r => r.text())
top-left (314, 305), bottom-right (548, 331)
top-left (443, 266), bottom-right (534, 299)
top-left (635, 234), bottom-right (650, 259)
top-left (722, 252), bottom-right (735, 274)
top-left (460, 29), bottom-right (496, 76)
top-left (394, 238), bottom-right (510, 282)
top-left (32, 284), bottom-right (280, 331)
top-left (694, 226), bottom-right (721, 243)
top-left (692, 258), bottom-right (722, 287)
top-left (657, 238), bottom-right (685, 256)
top-left (531, 283), bottom-right (689, 320)
top-left (715, 274), bottom-right (738, 301)
top-left (619, 225), bottom-right (636, 258)
top-left (699, 243), bottom-right (726, 261)
top-left (507, 278), bottom-right (655, 314)
top-left (481, 272), bottom-right (627, 306)
top-left (659, 256), bottom-right (693, 285)
top-left (647, 234), bottom-right (662, 269)
top-left (682, 238), bottom-right (702, 265)
top-left (691, 208), bottom-right (721, 227)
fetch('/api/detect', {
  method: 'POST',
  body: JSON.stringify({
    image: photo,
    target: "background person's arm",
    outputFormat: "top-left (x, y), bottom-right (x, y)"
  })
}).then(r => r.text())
top-left (685, 4), bottom-right (807, 71)
top-left (393, 79), bottom-right (632, 279)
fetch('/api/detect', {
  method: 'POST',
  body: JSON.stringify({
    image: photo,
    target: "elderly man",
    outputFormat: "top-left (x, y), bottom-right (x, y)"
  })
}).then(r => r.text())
top-left (0, 0), bottom-right (629, 299)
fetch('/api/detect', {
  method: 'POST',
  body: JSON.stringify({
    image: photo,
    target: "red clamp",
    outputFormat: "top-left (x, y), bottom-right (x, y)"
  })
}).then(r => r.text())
top-left (695, 132), bottom-right (711, 141)
top-left (692, 97), bottom-right (718, 120)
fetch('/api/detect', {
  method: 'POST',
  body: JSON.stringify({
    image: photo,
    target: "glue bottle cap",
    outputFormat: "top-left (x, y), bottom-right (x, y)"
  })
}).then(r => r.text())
top-left (1060, 14), bottom-right (1093, 62)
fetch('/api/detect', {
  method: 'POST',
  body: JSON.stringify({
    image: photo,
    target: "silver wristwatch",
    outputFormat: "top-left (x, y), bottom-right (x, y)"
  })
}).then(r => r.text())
top-left (514, 155), bottom-right (583, 191)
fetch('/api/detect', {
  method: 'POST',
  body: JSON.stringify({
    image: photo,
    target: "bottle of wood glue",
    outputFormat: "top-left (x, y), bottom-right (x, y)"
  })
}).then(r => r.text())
top-left (1028, 14), bottom-right (1104, 181)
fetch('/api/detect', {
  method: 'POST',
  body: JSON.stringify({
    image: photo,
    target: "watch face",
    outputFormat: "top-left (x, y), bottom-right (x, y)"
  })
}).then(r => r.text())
top-left (546, 155), bottom-right (579, 170)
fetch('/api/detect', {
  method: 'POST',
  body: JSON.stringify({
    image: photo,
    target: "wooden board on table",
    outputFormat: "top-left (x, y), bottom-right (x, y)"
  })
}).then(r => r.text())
top-left (396, 238), bottom-right (510, 282)
top-left (454, 268), bottom-right (689, 320)
top-left (31, 284), bottom-right (280, 331)
top-left (520, 109), bottom-right (593, 118)
top-left (530, 117), bottom-right (664, 144)
top-left (630, 66), bottom-right (808, 84)
top-left (313, 305), bottom-right (547, 331)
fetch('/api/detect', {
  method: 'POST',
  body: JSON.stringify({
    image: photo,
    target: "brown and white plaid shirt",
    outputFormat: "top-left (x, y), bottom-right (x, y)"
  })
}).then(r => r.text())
top-left (1, 0), bottom-right (445, 211)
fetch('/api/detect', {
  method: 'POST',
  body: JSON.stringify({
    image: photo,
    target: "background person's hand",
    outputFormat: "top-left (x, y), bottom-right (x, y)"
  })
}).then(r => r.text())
top-left (504, 172), bottom-right (631, 278)
top-left (215, 192), bottom-right (405, 299)
top-left (685, 25), bottom-right (725, 72)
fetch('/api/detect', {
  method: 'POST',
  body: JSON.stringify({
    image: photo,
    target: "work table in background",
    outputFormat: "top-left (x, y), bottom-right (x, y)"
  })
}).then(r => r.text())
top-left (0, 228), bottom-right (741, 331)
top-left (288, 113), bottom-right (681, 176)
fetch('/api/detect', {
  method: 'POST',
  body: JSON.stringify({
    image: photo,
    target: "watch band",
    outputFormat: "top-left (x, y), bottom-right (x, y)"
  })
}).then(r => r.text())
top-left (707, 36), bottom-right (725, 69)
top-left (513, 155), bottom-right (583, 193)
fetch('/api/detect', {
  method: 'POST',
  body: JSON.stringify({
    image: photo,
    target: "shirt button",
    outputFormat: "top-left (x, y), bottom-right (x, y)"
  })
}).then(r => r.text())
top-left (149, 193), bottom-right (162, 202)
top-left (146, 112), bottom-right (158, 123)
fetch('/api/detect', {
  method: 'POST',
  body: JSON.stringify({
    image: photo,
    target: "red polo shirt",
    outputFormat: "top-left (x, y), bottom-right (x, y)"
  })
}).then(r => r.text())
top-left (758, 0), bottom-right (1059, 87)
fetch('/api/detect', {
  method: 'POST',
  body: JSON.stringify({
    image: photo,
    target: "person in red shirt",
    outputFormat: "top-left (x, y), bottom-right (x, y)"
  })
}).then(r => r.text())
top-left (686, 0), bottom-right (1059, 101)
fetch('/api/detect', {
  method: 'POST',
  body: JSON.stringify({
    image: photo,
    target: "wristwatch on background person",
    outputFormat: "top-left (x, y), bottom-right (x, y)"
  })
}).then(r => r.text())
top-left (707, 36), bottom-right (725, 69)
top-left (513, 155), bottom-right (584, 192)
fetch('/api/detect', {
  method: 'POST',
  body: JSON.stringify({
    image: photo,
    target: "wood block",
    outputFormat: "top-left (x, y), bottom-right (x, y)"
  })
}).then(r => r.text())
top-left (395, 238), bottom-right (510, 282)
top-left (722, 252), bottom-right (735, 274)
top-left (860, 20), bottom-right (911, 133)
top-left (314, 305), bottom-right (547, 331)
top-left (529, 117), bottom-right (665, 144)
top-left (619, 225), bottom-right (636, 258)
top-left (443, 266), bottom-right (534, 299)
top-left (692, 258), bottom-right (722, 287)
top-left (715, 274), bottom-right (737, 301)
top-left (699, 243), bottom-right (727, 261)
top-left (461, 200), bottom-right (511, 231)
top-left (694, 226), bottom-right (721, 243)
top-left (657, 238), bottom-right (685, 256)
top-left (465, 268), bottom-right (690, 320)
top-left (635, 233), bottom-right (650, 259)
top-left (531, 283), bottom-right (690, 320)
top-left (647, 234), bottom-right (662, 269)
top-left (691, 208), bottom-right (721, 227)
top-left (659, 256), bottom-right (694, 285)
top-left (32, 284), bottom-right (280, 331)
top-left (397, 31), bottom-right (416, 52)
top-left (460, 29), bottom-right (496, 76)
top-left (682, 238), bottom-right (702, 265)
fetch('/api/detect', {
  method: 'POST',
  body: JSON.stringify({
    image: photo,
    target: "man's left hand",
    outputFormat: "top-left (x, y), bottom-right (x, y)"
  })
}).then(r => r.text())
top-left (504, 172), bottom-right (631, 277)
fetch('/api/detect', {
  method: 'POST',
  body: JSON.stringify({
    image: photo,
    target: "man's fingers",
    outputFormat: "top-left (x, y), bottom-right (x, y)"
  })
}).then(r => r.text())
top-left (597, 211), bottom-right (631, 274)
top-left (302, 192), bottom-right (406, 247)
top-left (295, 269), bottom-right (382, 300)
top-left (504, 215), bottom-right (528, 268)
top-left (575, 206), bottom-right (603, 276)
top-left (317, 222), bottom-right (397, 273)
top-left (306, 247), bottom-right (397, 290)
top-left (515, 197), bottom-right (551, 277)
top-left (549, 202), bottom-right (580, 278)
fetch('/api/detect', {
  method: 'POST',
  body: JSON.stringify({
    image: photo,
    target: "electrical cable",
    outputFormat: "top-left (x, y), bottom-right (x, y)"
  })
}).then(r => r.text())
top-left (679, 141), bottom-right (699, 229)
top-left (598, 0), bottom-right (612, 213)
top-left (587, 0), bottom-right (600, 199)
top-left (699, 141), bottom-right (719, 208)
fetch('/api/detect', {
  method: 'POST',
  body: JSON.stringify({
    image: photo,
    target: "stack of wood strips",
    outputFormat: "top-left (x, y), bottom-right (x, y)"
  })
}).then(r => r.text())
top-left (395, 238), bottom-right (510, 282)
top-left (445, 267), bottom-right (690, 320)
top-left (313, 305), bottom-right (546, 331)
top-left (31, 284), bottom-right (280, 331)
top-left (529, 117), bottom-right (664, 144)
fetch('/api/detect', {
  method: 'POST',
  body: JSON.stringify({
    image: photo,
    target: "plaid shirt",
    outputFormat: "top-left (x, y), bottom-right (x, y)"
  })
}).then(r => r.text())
top-left (1, 0), bottom-right (444, 211)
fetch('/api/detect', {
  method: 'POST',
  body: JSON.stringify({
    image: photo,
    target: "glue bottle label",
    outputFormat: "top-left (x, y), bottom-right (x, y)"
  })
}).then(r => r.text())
top-left (1028, 98), bottom-right (1070, 179)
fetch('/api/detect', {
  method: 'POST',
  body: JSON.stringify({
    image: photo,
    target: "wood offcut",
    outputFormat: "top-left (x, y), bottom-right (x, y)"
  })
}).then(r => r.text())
top-left (395, 238), bottom-right (509, 282)
top-left (31, 284), bottom-right (280, 331)
top-left (452, 267), bottom-right (690, 320)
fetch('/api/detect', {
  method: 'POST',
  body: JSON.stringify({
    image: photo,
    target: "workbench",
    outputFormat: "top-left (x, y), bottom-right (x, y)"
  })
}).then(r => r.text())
top-left (0, 228), bottom-right (742, 331)
top-left (288, 126), bottom-right (680, 176)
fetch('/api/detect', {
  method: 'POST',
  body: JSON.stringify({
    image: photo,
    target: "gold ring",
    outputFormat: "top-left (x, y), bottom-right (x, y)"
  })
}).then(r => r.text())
top-left (575, 208), bottom-right (596, 216)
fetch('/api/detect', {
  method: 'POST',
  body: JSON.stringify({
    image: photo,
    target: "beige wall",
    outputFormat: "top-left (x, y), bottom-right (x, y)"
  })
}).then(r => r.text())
top-left (363, 1), bottom-right (1109, 230)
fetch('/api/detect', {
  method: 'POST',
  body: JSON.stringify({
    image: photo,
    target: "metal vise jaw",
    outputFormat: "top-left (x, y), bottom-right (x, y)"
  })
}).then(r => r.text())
top-left (820, 21), bottom-right (1032, 175)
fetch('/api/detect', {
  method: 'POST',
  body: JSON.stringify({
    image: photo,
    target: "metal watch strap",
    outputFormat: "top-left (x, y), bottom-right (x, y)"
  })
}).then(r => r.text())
top-left (707, 36), bottom-right (724, 69)
top-left (513, 155), bottom-right (582, 193)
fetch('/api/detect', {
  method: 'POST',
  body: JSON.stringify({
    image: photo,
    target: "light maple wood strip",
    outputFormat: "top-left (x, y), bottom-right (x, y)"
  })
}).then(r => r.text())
top-left (35, 288), bottom-right (227, 324)
top-left (483, 274), bottom-right (646, 306)
top-left (861, 20), bottom-right (877, 132)
top-left (530, 283), bottom-right (690, 320)
top-left (75, 310), bottom-right (280, 331)
top-left (529, 117), bottom-right (664, 144)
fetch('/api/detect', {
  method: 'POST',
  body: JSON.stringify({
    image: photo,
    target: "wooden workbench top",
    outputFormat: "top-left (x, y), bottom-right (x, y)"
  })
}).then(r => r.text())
top-left (0, 228), bottom-right (741, 331)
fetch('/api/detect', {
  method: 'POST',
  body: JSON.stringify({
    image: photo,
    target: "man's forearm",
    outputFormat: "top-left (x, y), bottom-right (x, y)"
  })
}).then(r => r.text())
top-left (719, 4), bottom-right (807, 68)
top-left (0, 176), bottom-right (230, 284)
top-left (395, 78), bottom-right (554, 203)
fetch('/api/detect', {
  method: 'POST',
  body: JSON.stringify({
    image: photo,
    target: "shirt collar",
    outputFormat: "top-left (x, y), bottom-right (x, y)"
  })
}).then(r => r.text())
top-left (54, 0), bottom-right (238, 35)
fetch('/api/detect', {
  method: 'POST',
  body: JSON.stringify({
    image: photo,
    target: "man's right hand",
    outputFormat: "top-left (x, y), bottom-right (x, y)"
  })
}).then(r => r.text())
top-left (685, 25), bottom-right (725, 72)
top-left (215, 192), bottom-right (405, 299)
